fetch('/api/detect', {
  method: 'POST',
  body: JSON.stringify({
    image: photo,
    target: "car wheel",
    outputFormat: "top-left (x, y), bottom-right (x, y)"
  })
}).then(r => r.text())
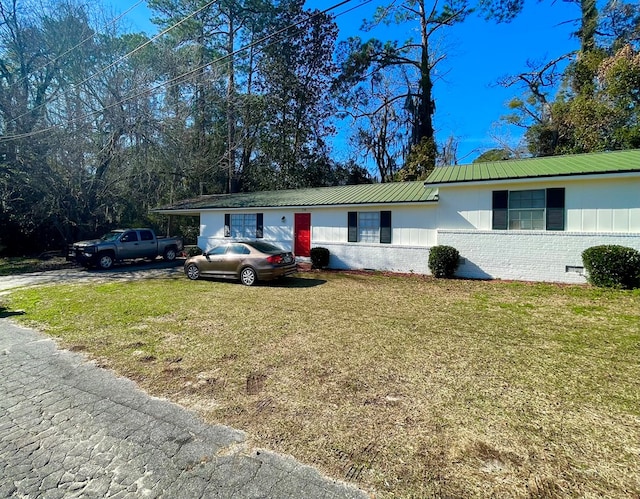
top-left (98, 253), bottom-right (114, 270)
top-left (240, 267), bottom-right (257, 286)
top-left (163, 247), bottom-right (177, 261)
top-left (185, 263), bottom-right (200, 280)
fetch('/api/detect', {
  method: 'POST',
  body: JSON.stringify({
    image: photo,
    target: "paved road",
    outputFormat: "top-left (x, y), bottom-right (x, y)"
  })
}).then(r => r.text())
top-left (0, 268), bottom-right (368, 498)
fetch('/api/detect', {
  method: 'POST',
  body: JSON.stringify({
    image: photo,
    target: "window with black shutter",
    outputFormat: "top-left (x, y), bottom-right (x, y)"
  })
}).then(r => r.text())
top-left (492, 191), bottom-right (508, 230)
top-left (347, 210), bottom-right (392, 243)
top-left (256, 213), bottom-right (264, 238)
top-left (380, 211), bottom-right (392, 244)
top-left (224, 214), bottom-right (231, 237)
top-left (348, 212), bottom-right (358, 242)
top-left (546, 188), bottom-right (565, 230)
top-left (225, 213), bottom-right (263, 238)
top-left (492, 188), bottom-right (566, 231)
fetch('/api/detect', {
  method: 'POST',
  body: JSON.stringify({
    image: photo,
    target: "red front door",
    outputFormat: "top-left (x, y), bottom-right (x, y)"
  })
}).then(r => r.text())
top-left (294, 213), bottom-right (311, 257)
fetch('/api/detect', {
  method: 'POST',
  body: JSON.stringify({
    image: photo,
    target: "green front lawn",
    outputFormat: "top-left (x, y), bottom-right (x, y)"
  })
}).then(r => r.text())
top-left (4, 272), bottom-right (640, 497)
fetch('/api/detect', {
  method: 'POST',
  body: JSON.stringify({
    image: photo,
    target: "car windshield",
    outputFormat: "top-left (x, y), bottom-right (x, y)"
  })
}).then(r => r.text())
top-left (247, 241), bottom-right (285, 253)
top-left (100, 231), bottom-right (123, 242)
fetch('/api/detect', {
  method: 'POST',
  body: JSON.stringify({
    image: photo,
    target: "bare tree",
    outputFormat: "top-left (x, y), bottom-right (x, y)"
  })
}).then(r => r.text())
top-left (334, 0), bottom-right (526, 174)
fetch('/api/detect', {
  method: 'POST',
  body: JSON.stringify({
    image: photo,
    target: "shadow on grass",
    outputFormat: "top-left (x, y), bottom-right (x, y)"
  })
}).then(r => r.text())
top-left (194, 276), bottom-right (327, 288)
top-left (0, 306), bottom-right (25, 318)
top-left (269, 276), bottom-right (327, 288)
top-left (84, 258), bottom-right (185, 273)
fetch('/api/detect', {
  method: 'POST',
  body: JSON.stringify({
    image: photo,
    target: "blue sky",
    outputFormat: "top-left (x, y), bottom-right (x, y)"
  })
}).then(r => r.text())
top-left (312, 0), bottom-right (580, 163)
top-left (118, 0), bottom-right (581, 164)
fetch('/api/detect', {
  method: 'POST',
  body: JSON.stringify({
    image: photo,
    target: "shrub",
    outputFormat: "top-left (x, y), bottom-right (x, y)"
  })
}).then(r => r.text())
top-left (428, 245), bottom-right (460, 278)
top-left (310, 247), bottom-right (330, 269)
top-left (582, 245), bottom-right (640, 289)
top-left (186, 246), bottom-right (203, 257)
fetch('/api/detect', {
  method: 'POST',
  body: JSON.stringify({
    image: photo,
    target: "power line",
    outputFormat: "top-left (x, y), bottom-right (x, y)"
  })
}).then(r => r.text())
top-left (2, 0), bottom-right (217, 131)
top-left (0, 0), bottom-right (372, 143)
top-left (73, 0), bottom-right (218, 89)
top-left (3, 0), bottom-right (146, 91)
top-left (333, 0), bottom-right (378, 18)
top-left (155, 0), bottom-right (365, 92)
top-left (183, 0), bottom-right (376, 177)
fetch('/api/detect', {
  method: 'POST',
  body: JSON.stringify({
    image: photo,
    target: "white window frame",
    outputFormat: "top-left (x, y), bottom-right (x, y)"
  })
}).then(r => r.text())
top-left (230, 213), bottom-right (257, 238)
top-left (357, 211), bottom-right (380, 243)
top-left (509, 189), bottom-right (545, 230)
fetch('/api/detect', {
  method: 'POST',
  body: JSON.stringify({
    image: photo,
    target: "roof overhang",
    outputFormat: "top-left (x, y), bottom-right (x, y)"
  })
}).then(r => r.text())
top-left (153, 198), bottom-right (439, 215)
top-left (152, 183), bottom-right (440, 214)
top-left (426, 170), bottom-right (640, 189)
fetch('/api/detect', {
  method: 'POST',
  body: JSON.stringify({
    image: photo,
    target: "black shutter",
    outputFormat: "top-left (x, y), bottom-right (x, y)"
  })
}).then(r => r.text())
top-left (380, 211), bottom-right (392, 244)
top-left (492, 190), bottom-right (508, 230)
top-left (546, 188), bottom-right (565, 231)
top-left (348, 212), bottom-right (358, 242)
top-left (224, 214), bottom-right (231, 237)
top-left (256, 213), bottom-right (264, 238)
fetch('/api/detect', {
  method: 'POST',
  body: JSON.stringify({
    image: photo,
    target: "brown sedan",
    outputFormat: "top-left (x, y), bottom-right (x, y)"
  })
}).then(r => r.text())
top-left (184, 241), bottom-right (297, 286)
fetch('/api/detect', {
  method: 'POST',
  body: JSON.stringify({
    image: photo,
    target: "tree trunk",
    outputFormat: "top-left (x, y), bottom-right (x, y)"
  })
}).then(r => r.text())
top-left (417, 0), bottom-right (437, 169)
top-left (580, 0), bottom-right (598, 54)
top-left (227, 14), bottom-right (237, 193)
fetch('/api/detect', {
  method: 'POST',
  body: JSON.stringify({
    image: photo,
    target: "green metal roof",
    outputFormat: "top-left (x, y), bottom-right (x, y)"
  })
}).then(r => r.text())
top-left (156, 150), bottom-right (639, 212)
top-left (157, 181), bottom-right (438, 212)
top-left (425, 149), bottom-right (640, 185)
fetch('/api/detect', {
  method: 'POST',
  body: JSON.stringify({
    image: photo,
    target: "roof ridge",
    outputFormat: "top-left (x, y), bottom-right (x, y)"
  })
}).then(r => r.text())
top-left (425, 149), bottom-right (640, 185)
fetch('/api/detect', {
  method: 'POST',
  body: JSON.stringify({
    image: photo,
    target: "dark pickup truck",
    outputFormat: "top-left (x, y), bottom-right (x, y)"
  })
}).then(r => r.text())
top-left (67, 228), bottom-right (183, 269)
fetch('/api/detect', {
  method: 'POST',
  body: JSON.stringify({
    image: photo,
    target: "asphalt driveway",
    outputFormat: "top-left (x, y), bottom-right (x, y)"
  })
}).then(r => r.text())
top-left (0, 260), bottom-right (185, 295)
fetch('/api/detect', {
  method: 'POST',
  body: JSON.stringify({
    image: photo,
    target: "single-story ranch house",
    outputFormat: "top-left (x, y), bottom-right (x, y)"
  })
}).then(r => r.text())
top-left (155, 150), bottom-right (640, 284)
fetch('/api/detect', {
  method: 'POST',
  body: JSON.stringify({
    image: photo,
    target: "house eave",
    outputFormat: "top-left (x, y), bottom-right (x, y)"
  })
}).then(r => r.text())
top-left (425, 170), bottom-right (640, 189)
top-left (153, 199), bottom-right (439, 215)
top-left (154, 209), bottom-right (202, 216)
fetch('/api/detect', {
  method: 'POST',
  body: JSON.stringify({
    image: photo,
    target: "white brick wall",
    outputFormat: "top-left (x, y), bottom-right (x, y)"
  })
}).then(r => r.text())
top-left (316, 242), bottom-right (431, 275)
top-left (438, 230), bottom-right (640, 284)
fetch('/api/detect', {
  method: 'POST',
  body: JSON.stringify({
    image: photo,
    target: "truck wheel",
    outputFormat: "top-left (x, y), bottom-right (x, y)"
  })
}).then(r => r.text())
top-left (240, 267), bottom-right (257, 286)
top-left (163, 247), bottom-right (177, 261)
top-left (98, 253), bottom-right (114, 270)
top-left (185, 263), bottom-right (200, 280)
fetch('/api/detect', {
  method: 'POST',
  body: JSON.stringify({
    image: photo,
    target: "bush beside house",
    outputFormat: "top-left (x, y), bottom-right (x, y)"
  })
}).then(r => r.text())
top-left (582, 245), bottom-right (640, 289)
top-left (428, 245), bottom-right (460, 278)
top-left (310, 247), bottom-right (330, 269)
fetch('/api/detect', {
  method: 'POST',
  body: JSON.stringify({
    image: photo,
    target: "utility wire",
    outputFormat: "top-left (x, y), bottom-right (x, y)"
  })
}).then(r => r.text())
top-left (2, 0), bottom-right (217, 130)
top-left (333, 0), bottom-right (379, 18)
top-left (153, 0), bottom-right (363, 90)
top-left (191, 0), bottom-right (375, 176)
top-left (194, 0), bottom-right (376, 178)
top-left (0, 0), bottom-right (372, 143)
top-left (73, 0), bottom-right (217, 88)
top-left (4, 0), bottom-right (146, 91)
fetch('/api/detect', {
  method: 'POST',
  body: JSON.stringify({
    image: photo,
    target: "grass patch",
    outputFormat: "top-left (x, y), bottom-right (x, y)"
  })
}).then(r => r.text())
top-left (4, 273), bottom-right (640, 497)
